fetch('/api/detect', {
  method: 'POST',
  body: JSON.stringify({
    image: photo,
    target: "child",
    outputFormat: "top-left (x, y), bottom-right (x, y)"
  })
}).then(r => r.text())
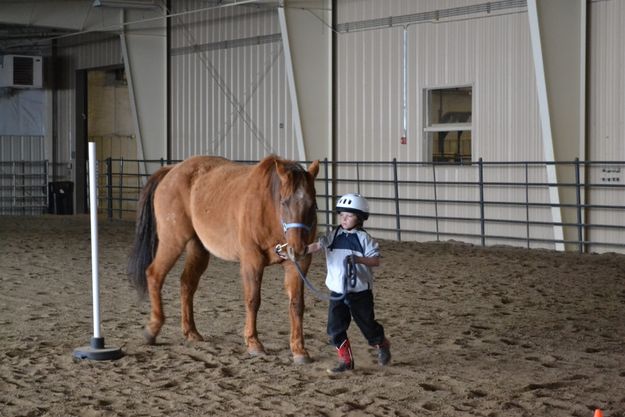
top-left (308, 193), bottom-right (391, 373)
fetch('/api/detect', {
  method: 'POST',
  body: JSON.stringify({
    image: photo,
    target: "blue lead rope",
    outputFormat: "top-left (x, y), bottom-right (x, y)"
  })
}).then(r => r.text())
top-left (278, 221), bottom-right (355, 302)
top-left (291, 255), bottom-right (357, 302)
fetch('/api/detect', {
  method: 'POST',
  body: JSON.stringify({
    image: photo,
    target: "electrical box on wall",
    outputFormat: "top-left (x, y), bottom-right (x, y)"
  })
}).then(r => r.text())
top-left (0, 55), bottom-right (43, 88)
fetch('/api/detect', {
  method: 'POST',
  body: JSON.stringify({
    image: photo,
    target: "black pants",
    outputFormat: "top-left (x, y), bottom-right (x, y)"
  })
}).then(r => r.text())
top-left (327, 289), bottom-right (385, 348)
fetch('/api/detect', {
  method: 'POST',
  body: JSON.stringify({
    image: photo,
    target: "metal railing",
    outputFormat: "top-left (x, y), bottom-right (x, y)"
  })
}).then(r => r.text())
top-left (0, 160), bottom-right (49, 215)
top-left (98, 157), bottom-right (625, 254)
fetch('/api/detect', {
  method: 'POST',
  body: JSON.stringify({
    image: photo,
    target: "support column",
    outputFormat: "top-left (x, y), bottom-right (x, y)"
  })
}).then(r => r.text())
top-left (120, 9), bottom-right (167, 173)
top-left (528, 0), bottom-right (587, 251)
top-left (278, 0), bottom-right (332, 162)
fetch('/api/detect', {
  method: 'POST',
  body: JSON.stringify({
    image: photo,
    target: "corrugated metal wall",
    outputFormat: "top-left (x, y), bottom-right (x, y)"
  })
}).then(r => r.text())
top-left (334, 0), bottom-right (556, 247)
top-left (336, 1), bottom-right (538, 160)
top-left (53, 32), bottom-right (122, 180)
top-left (169, 1), bottom-right (294, 161)
top-left (0, 135), bottom-right (45, 161)
top-left (588, 0), bottom-right (625, 163)
top-left (587, 0), bottom-right (625, 253)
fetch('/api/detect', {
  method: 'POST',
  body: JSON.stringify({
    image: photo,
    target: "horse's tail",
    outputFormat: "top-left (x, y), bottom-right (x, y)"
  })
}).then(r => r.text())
top-left (127, 166), bottom-right (172, 298)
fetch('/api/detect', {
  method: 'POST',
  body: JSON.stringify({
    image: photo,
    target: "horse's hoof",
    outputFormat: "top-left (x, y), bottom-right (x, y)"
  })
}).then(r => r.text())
top-left (293, 354), bottom-right (312, 365)
top-left (248, 347), bottom-right (267, 357)
top-left (143, 329), bottom-right (157, 345)
top-left (185, 332), bottom-right (204, 342)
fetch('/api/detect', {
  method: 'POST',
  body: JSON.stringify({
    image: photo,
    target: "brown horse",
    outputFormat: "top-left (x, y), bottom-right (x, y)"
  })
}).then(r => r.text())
top-left (128, 155), bottom-right (319, 364)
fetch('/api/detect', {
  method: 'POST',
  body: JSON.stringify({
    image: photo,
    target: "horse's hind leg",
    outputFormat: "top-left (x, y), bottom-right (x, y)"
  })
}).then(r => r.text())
top-left (144, 242), bottom-right (184, 345)
top-left (180, 237), bottom-right (209, 342)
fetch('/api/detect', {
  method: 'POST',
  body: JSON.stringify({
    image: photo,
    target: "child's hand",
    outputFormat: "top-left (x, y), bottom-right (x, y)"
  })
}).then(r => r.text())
top-left (307, 242), bottom-right (321, 254)
top-left (352, 255), bottom-right (380, 267)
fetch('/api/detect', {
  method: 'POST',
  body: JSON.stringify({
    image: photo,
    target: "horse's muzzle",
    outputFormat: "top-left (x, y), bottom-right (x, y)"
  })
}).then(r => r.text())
top-left (275, 243), bottom-right (308, 261)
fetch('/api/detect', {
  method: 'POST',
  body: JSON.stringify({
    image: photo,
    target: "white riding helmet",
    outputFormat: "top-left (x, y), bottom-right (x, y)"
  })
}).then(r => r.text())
top-left (336, 193), bottom-right (370, 220)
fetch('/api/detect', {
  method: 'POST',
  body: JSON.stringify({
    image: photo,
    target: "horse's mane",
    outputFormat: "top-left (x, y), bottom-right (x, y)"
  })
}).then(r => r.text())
top-left (255, 154), bottom-right (309, 199)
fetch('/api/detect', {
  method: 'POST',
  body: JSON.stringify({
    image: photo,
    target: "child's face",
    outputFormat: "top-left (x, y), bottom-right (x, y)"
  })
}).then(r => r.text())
top-left (339, 212), bottom-right (360, 230)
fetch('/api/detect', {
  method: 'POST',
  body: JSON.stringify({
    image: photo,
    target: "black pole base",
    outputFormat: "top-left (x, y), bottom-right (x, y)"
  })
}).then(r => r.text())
top-left (73, 337), bottom-right (123, 361)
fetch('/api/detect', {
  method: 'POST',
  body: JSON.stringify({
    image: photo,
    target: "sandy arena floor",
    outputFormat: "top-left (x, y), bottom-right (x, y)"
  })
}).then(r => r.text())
top-left (1, 215), bottom-right (624, 417)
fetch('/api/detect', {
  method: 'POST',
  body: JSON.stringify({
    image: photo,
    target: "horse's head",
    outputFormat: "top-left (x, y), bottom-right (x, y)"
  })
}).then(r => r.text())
top-left (274, 158), bottom-right (319, 261)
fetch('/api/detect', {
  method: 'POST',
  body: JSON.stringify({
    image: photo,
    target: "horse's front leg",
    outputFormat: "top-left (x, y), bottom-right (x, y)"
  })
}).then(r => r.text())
top-left (283, 257), bottom-right (312, 364)
top-left (240, 258), bottom-right (265, 356)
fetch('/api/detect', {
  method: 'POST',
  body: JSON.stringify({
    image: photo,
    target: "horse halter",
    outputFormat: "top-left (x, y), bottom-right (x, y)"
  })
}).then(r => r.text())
top-left (282, 222), bottom-right (311, 234)
top-left (277, 187), bottom-right (316, 259)
top-left (275, 221), bottom-right (312, 261)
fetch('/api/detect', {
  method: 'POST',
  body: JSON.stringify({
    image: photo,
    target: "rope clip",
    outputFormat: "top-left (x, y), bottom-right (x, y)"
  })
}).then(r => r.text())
top-left (275, 243), bottom-right (289, 260)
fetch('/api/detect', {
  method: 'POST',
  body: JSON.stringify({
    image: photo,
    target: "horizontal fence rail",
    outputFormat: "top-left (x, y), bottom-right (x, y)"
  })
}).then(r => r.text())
top-left (96, 157), bottom-right (625, 254)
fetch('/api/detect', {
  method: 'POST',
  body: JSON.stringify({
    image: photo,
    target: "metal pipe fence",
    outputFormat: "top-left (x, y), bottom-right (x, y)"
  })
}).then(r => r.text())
top-left (97, 157), bottom-right (625, 254)
top-left (0, 160), bottom-right (49, 215)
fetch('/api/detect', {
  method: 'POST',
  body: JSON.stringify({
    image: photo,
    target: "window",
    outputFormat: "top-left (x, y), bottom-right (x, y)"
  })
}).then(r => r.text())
top-left (424, 86), bottom-right (472, 163)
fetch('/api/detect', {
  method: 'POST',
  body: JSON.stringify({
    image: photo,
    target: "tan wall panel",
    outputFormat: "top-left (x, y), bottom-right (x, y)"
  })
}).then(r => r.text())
top-left (336, 2), bottom-right (542, 164)
top-left (587, 1), bottom-right (625, 252)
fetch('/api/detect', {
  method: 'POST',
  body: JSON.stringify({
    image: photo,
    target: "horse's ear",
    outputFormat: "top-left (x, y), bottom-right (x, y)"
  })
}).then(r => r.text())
top-left (275, 160), bottom-right (289, 185)
top-left (308, 160), bottom-right (319, 178)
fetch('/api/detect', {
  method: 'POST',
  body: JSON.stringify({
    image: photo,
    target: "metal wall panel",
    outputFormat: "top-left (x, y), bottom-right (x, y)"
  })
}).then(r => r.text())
top-left (337, 1), bottom-right (538, 162)
top-left (587, 0), bottom-right (625, 253)
top-left (588, 1), bottom-right (625, 162)
top-left (0, 135), bottom-right (45, 161)
top-left (336, 27), bottom-right (404, 162)
top-left (170, 0), bottom-right (293, 161)
top-left (336, 0), bottom-right (558, 248)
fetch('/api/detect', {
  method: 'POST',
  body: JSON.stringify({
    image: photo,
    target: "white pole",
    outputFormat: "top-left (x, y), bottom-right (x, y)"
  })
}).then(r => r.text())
top-left (88, 142), bottom-right (101, 339)
top-left (73, 150), bottom-right (122, 360)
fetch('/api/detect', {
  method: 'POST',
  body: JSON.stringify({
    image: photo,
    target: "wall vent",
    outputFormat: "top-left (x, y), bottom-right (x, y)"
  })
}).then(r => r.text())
top-left (0, 55), bottom-right (43, 88)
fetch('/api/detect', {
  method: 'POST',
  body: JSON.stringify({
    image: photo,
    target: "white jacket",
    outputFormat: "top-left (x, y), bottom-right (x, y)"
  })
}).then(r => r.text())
top-left (318, 227), bottom-right (380, 294)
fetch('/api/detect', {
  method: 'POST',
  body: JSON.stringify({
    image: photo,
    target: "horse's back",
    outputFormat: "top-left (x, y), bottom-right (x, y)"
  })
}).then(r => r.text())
top-left (153, 156), bottom-right (254, 261)
top-left (155, 155), bottom-right (241, 201)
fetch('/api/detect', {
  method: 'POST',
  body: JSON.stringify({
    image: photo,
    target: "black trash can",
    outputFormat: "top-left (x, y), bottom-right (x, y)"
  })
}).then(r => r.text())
top-left (48, 181), bottom-right (74, 215)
